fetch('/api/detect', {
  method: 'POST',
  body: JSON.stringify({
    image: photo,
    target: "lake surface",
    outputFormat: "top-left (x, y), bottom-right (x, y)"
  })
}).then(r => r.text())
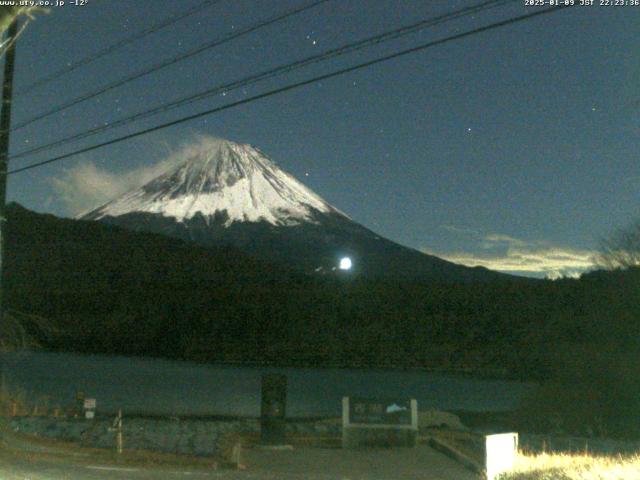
top-left (0, 351), bottom-right (536, 417)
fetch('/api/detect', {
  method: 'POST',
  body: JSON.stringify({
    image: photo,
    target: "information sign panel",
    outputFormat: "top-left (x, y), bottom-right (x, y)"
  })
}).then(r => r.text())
top-left (349, 397), bottom-right (412, 425)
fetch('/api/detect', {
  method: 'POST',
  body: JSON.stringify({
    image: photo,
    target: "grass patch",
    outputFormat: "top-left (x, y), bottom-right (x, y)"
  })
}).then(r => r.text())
top-left (499, 452), bottom-right (640, 480)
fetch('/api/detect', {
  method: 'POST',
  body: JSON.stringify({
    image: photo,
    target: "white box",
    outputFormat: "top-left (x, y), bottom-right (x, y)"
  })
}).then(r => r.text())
top-left (486, 432), bottom-right (518, 480)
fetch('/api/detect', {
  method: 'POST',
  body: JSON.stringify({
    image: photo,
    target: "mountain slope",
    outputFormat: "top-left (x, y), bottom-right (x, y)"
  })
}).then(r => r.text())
top-left (83, 137), bottom-right (510, 281)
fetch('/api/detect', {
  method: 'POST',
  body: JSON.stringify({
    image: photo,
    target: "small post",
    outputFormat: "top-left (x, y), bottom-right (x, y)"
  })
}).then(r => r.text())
top-left (111, 409), bottom-right (123, 454)
top-left (117, 409), bottom-right (123, 454)
top-left (75, 391), bottom-right (84, 418)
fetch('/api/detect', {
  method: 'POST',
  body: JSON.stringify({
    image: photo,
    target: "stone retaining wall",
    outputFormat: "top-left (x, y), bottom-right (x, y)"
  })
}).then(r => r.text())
top-left (9, 415), bottom-right (465, 457)
top-left (9, 417), bottom-right (342, 457)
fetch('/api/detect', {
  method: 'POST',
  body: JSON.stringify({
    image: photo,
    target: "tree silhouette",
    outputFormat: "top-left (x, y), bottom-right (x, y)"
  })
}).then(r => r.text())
top-left (596, 219), bottom-right (640, 270)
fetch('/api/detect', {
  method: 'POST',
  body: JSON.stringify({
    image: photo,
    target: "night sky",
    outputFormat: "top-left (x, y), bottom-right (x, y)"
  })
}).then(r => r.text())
top-left (5, 0), bottom-right (640, 278)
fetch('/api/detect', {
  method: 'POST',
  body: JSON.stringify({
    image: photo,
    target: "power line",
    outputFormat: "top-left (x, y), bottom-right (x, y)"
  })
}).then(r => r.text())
top-left (11, 0), bottom-right (330, 131)
top-left (11, 0), bottom-right (515, 161)
top-left (8, 5), bottom-right (570, 176)
top-left (16, 0), bottom-right (223, 96)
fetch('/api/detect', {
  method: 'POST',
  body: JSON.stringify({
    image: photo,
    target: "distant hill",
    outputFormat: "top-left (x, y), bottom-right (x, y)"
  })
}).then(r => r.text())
top-left (6, 202), bottom-right (640, 382)
top-left (5, 202), bottom-right (311, 359)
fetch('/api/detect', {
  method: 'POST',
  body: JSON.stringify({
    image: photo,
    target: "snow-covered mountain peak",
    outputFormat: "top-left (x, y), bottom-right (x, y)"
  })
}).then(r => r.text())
top-left (83, 137), bottom-right (340, 226)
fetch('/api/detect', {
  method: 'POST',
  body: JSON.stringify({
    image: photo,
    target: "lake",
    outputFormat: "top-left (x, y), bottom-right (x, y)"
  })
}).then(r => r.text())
top-left (0, 351), bottom-right (536, 417)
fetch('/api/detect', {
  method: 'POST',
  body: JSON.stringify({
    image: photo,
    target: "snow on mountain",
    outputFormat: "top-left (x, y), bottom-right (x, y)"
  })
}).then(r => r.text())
top-left (84, 137), bottom-right (341, 227)
top-left (81, 137), bottom-right (514, 281)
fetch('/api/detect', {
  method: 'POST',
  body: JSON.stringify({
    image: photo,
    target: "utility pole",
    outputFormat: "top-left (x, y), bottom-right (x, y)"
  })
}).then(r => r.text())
top-left (0, 18), bottom-right (19, 335)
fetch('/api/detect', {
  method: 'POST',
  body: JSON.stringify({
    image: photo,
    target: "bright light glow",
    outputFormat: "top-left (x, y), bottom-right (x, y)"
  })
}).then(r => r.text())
top-left (339, 257), bottom-right (352, 270)
top-left (486, 433), bottom-right (518, 480)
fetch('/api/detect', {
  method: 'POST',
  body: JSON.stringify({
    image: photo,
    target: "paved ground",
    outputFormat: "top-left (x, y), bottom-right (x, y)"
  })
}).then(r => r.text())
top-left (244, 445), bottom-right (479, 480)
top-left (0, 445), bottom-right (478, 480)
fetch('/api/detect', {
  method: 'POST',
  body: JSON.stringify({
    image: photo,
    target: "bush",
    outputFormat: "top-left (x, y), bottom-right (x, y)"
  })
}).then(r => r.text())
top-left (516, 344), bottom-right (640, 439)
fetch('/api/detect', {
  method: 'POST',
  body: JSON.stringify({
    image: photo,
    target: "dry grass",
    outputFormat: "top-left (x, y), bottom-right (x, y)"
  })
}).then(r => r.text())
top-left (499, 452), bottom-right (640, 480)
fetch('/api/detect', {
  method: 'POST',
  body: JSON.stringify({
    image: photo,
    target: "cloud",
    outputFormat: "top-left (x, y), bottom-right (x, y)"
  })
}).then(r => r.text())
top-left (426, 230), bottom-right (596, 279)
top-left (50, 135), bottom-right (223, 216)
top-left (480, 233), bottom-right (529, 249)
top-left (440, 224), bottom-right (480, 236)
top-left (435, 248), bottom-right (594, 278)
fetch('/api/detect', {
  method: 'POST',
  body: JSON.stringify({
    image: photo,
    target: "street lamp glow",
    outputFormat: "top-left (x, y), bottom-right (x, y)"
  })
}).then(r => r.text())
top-left (339, 257), bottom-right (352, 271)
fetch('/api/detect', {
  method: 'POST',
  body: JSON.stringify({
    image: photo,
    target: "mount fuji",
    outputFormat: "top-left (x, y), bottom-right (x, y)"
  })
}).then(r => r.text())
top-left (82, 137), bottom-right (505, 281)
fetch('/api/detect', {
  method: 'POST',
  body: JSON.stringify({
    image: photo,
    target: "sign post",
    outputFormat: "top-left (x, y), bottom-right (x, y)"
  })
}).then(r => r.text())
top-left (83, 397), bottom-right (96, 420)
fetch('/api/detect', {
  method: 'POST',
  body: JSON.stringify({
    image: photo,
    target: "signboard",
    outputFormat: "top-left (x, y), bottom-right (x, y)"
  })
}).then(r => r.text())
top-left (349, 397), bottom-right (413, 425)
top-left (83, 398), bottom-right (96, 410)
top-left (342, 397), bottom-right (418, 448)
